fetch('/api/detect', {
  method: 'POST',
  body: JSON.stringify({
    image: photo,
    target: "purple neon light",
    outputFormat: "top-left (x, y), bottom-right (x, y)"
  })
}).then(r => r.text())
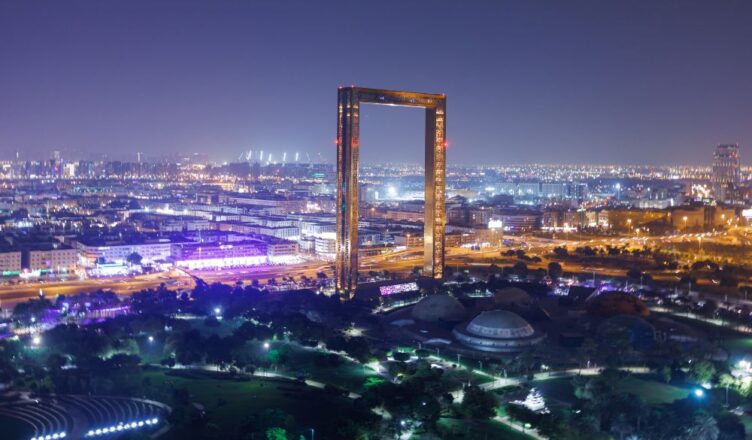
top-left (379, 282), bottom-right (419, 296)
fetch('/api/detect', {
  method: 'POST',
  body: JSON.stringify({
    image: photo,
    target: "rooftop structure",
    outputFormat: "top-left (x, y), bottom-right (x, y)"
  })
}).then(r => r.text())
top-left (411, 294), bottom-right (466, 322)
top-left (453, 310), bottom-right (544, 352)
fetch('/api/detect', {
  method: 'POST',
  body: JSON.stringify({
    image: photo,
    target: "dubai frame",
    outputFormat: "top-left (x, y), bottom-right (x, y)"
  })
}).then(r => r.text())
top-left (335, 87), bottom-right (447, 296)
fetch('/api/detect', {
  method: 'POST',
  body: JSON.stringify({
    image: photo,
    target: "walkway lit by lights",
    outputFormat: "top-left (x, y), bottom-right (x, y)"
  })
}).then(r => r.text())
top-left (85, 417), bottom-right (159, 437)
top-left (30, 433), bottom-right (66, 440)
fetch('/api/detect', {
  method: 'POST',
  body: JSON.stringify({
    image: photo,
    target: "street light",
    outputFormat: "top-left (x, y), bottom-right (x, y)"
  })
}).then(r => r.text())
top-left (693, 388), bottom-right (705, 398)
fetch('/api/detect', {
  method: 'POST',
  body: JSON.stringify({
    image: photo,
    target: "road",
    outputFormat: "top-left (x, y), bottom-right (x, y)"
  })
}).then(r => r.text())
top-left (0, 227), bottom-right (748, 309)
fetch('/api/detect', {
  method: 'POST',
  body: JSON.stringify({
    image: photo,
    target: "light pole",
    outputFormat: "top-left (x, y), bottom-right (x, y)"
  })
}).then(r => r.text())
top-left (726, 383), bottom-right (729, 407)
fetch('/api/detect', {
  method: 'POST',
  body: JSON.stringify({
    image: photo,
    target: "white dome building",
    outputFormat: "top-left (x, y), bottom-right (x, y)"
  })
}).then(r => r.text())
top-left (411, 294), bottom-right (466, 322)
top-left (453, 310), bottom-right (544, 352)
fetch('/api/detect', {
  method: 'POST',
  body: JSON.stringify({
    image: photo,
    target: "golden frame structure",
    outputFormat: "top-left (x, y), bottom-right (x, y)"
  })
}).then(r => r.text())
top-left (335, 87), bottom-right (446, 296)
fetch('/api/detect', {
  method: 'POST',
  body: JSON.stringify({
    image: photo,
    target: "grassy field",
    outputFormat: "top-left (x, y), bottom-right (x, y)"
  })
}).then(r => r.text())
top-left (263, 342), bottom-right (377, 393)
top-left (532, 374), bottom-right (690, 405)
top-left (141, 368), bottom-right (362, 437)
top-left (430, 417), bottom-right (535, 440)
top-left (720, 337), bottom-right (752, 358)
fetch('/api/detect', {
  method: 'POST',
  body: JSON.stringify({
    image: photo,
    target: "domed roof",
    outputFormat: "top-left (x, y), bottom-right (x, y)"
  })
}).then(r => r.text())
top-left (586, 291), bottom-right (650, 318)
top-left (411, 294), bottom-right (466, 322)
top-left (493, 287), bottom-right (531, 306)
top-left (465, 310), bottom-right (535, 339)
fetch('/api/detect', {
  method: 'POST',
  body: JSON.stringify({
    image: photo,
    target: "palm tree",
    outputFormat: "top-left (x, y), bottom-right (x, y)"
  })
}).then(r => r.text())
top-left (686, 413), bottom-right (719, 440)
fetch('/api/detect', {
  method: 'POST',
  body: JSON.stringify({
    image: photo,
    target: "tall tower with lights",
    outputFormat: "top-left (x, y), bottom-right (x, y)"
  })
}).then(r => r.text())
top-left (335, 87), bottom-right (447, 297)
top-left (712, 144), bottom-right (740, 202)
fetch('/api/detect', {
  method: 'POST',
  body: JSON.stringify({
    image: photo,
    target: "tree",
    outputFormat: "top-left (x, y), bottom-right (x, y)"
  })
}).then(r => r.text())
top-left (689, 360), bottom-right (716, 385)
top-left (716, 413), bottom-right (745, 440)
top-left (660, 365), bottom-right (672, 383)
top-left (686, 412), bottom-right (719, 440)
top-left (460, 386), bottom-right (496, 419)
top-left (513, 261), bottom-right (528, 277)
top-left (553, 246), bottom-right (569, 258)
top-left (265, 427), bottom-right (289, 440)
top-left (126, 252), bottom-right (143, 266)
top-left (547, 262), bottom-right (563, 280)
top-left (577, 338), bottom-right (598, 367)
top-left (626, 268), bottom-right (642, 280)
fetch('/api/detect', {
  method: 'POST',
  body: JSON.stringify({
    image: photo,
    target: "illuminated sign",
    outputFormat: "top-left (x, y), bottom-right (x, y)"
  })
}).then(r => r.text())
top-left (379, 282), bottom-right (419, 296)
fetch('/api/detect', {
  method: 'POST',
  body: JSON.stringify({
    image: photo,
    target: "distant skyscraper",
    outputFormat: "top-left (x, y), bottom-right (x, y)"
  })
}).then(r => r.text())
top-left (712, 144), bottom-right (740, 202)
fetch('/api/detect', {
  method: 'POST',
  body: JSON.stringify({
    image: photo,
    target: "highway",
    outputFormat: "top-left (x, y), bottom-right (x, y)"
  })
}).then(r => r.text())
top-left (0, 228), bottom-right (749, 309)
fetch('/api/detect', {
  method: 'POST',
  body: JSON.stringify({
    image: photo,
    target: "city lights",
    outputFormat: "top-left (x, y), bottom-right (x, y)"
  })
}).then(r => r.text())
top-left (0, 4), bottom-right (750, 440)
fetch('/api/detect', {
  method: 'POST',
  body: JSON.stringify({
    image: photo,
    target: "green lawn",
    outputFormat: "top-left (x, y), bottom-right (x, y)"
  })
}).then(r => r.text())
top-left (141, 368), bottom-right (362, 436)
top-left (721, 337), bottom-right (752, 357)
top-left (614, 376), bottom-right (689, 404)
top-left (431, 417), bottom-right (535, 440)
top-left (532, 374), bottom-right (689, 405)
top-left (267, 342), bottom-right (377, 393)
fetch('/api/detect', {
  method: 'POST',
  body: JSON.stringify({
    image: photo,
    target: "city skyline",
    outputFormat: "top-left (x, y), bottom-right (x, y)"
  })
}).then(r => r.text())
top-left (1, 1), bottom-right (751, 165)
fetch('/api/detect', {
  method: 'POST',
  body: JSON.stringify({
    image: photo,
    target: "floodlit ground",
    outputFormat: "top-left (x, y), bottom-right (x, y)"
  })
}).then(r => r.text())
top-left (425, 417), bottom-right (535, 440)
top-left (268, 342), bottom-right (378, 393)
top-left (530, 374), bottom-right (690, 406)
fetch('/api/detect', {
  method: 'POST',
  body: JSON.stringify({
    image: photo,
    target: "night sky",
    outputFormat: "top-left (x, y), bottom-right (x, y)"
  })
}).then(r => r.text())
top-left (1, 0), bottom-right (751, 165)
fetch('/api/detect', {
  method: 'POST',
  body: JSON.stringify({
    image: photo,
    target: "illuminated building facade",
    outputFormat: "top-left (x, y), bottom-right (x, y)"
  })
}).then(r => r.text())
top-left (336, 87), bottom-right (446, 295)
top-left (712, 144), bottom-right (740, 202)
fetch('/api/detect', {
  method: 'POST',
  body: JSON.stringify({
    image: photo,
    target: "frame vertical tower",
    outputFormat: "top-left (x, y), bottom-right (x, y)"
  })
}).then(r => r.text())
top-left (335, 87), bottom-right (447, 297)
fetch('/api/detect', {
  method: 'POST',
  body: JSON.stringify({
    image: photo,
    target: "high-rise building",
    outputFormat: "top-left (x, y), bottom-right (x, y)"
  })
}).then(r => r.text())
top-left (712, 144), bottom-right (740, 202)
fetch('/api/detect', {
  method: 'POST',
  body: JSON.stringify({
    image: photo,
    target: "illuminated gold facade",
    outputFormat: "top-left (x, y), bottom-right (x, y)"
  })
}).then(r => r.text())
top-left (336, 87), bottom-right (447, 296)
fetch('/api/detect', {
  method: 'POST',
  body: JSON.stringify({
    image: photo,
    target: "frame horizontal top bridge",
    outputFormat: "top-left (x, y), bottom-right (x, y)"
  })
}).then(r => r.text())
top-left (338, 86), bottom-right (445, 109)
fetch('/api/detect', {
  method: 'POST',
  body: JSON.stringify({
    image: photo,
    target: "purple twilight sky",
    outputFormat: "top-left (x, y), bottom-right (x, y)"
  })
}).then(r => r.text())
top-left (1, 0), bottom-right (751, 165)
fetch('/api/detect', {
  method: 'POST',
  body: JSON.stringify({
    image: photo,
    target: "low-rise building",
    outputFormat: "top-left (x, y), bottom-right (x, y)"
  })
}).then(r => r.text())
top-left (0, 250), bottom-right (21, 275)
top-left (26, 245), bottom-right (77, 273)
top-left (76, 237), bottom-right (175, 267)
